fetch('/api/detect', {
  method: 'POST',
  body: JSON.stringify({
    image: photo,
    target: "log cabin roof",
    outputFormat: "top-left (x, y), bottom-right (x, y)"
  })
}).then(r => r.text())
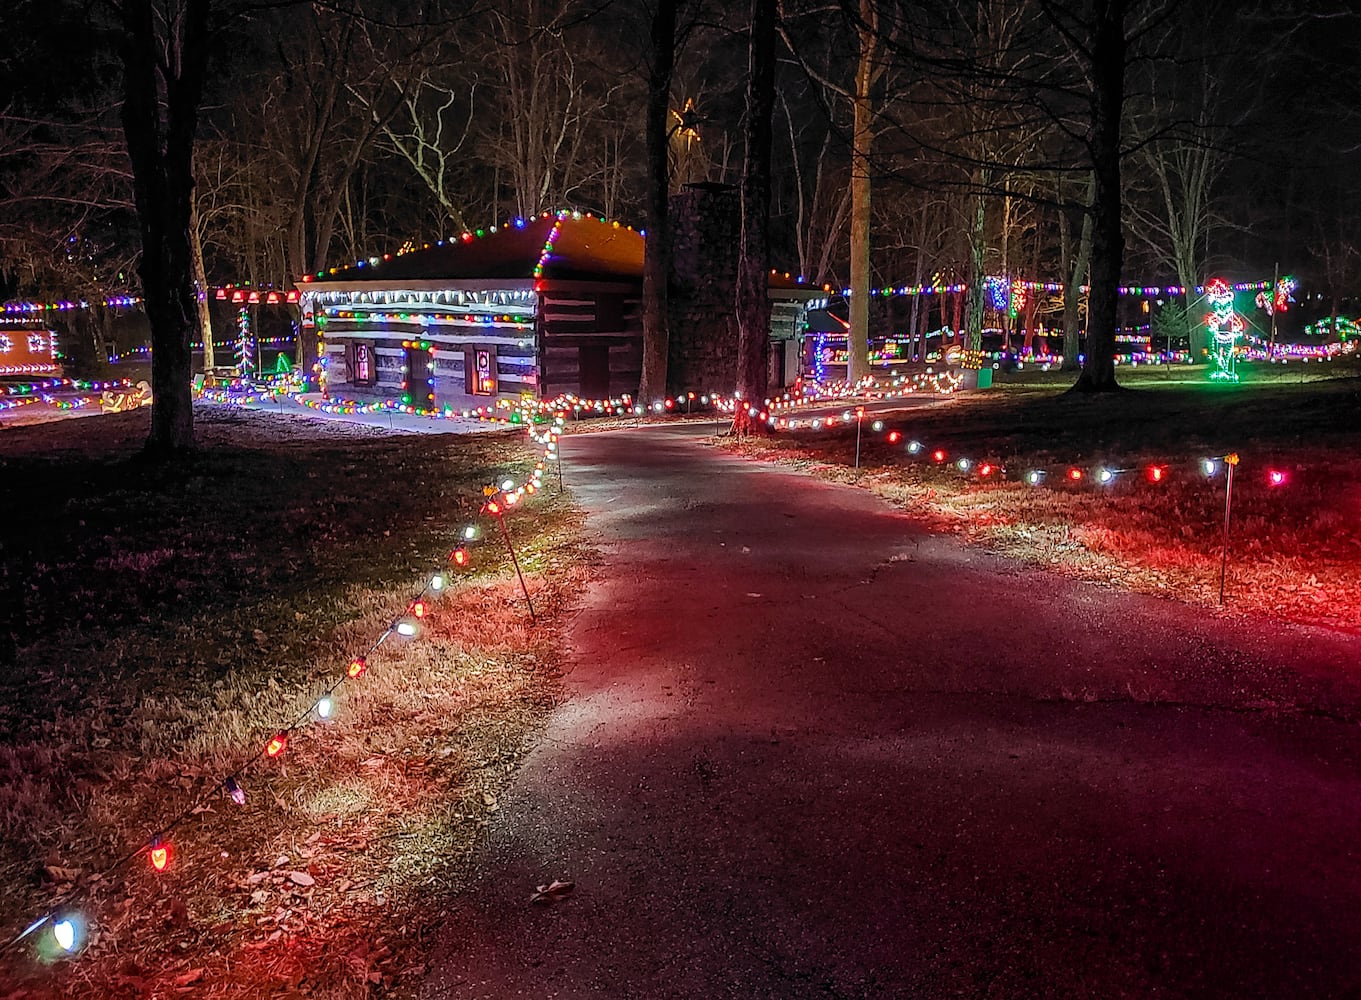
top-left (302, 211), bottom-right (824, 294)
top-left (312, 214), bottom-right (643, 285)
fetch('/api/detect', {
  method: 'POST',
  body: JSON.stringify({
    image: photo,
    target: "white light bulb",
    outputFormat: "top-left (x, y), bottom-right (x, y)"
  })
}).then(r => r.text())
top-left (871, 420), bottom-right (884, 432)
top-left (1027, 471), bottom-right (1044, 485)
top-left (463, 526), bottom-right (477, 540)
top-left (957, 458), bottom-right (971, 472)
top-left (1202, 458), bottom-right (1218, 476)
top-left (430, 574), bottom-right (446, 591)
top-left (396, 620), bottom-right (418, 637)
top-left (317, 697), bottom-right (334, 719)
top-left (53, 918), bottom-right (76, 952)
top-left (1097, 468), bottom-right (1115, 484)
top-left (501, 478), bottom-right (515, 491)
top-left (907, 441), bottom-right (923, 454)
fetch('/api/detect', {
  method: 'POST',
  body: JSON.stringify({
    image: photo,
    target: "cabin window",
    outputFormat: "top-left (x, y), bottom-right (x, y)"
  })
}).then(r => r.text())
top-left (350, 342), bottom-right (376, 385)
top-left (466, 346), bottom-right (497, 395)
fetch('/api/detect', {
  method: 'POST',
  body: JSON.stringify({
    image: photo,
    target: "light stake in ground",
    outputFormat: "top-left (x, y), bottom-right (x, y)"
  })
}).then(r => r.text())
top-left (1219, 452), bottom-right (1240, 603)
top-left (485, 498), bottom-right (535, 622)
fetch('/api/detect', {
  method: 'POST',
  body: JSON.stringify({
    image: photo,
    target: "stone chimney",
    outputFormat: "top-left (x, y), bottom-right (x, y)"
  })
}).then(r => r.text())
top-left (666, 182), bottom-right (741, 393)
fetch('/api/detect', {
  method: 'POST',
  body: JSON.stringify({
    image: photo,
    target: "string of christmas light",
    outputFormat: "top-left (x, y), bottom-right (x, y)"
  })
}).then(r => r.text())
top-left (1242, 333), bottom-right (1354, 362)
top-left (211, 285), bottom-right (299, 305)
top-left (100, 337), bottom-right (296, 363)
top-left (835, 277), bottom-right (1287, 299)
top-left (2, 408), bottom-right (565, 962)
top-left (0, 363), bottom-right (62, 376)
top-left (0, 377), bottom-right (131, 396)
top-left (193, 371), bottom-right (966, 434)
top-left (0, 296), bottom-right (140, 315)
top-left (774, 411), bottom-right (1292, 492)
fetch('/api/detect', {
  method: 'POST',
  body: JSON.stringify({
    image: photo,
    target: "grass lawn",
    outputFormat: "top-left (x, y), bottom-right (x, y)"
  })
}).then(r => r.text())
top-left (726, 361), bottom-right (1361, 633)
top-left (0, 404), bottom-right (586, 997)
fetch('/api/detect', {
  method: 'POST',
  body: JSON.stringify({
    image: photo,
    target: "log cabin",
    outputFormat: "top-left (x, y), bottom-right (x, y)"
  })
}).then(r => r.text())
top-left (298, 196), bottom-right (826, 408)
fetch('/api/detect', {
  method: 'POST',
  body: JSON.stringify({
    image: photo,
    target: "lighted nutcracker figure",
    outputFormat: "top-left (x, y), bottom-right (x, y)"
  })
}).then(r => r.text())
top-left (1204, 277), bottom-right (1244, 382)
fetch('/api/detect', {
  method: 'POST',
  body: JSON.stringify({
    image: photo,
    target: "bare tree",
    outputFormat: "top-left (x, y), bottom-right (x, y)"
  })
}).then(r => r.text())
top-left (734, 0), bottom-right (777, 407)
top-left (1057, 171), bottom-right (1093, 369)
top-left (780, 99), bottom-right (852, 285)
top-left (638, 0), bottom-right (678, 404)
top-left (118, 0), bottom-right (212, 453)
top-left (381, 75), bottom-right (479, 233)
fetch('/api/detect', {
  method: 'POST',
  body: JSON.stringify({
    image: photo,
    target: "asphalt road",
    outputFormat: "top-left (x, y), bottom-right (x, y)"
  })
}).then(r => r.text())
top-left (423, 423), bottom-right (1361, 999)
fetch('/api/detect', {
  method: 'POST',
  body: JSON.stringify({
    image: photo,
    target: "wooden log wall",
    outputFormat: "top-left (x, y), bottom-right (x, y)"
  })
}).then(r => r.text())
top-left (538, 286), bottom-right (643, 400)
top-left (307, 288), bottom-right (538, 402)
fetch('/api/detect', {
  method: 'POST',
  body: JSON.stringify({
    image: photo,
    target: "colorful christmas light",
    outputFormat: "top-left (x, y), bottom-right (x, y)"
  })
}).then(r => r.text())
top-left (1204, 278), bottom-right (1245, 383)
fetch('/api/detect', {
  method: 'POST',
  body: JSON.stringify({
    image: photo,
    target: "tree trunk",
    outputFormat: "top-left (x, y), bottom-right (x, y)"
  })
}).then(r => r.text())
top-left (847, 18), bottom-right (875, 383)
top-left (999, 192), bottom-right (1012, 350)
top-left (1062, 173), bottom-right (1095, 372)
top-left (639, 0), bottom-right (676, 404)
top-left (191, 198), bottom-right (215, 371)
top-left (1072, 3), bottom-right (1126, 393)
top-left (120, 0), bottom-right (210, 455)
top-left (966, 172), bottom-right (988, 351)
top-left (921, 293), bottom-right (932, 357)
top-left (734, 0), bottom-right (776, 412)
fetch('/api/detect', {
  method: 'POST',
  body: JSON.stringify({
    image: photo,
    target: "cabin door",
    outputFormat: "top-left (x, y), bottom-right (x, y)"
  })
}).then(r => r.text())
top-left (405, 346), bottom-right (435, 409)
top-left (578, 344), bottom-right (610, 399)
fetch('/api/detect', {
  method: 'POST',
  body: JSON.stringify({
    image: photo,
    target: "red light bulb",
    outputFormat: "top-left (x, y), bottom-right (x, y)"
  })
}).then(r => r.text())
top-left (932, 450), bottom-right (946, 463)
top-left (1268, 470), bottom-right (1286, 487)
top-left (979, 463), bottom-right (993, 477)
top-left (451, 548), bottom-right (469, 567)
top-left (149, 838), bottom-right (169, 871)
top-left (1146, 465), bottom-right (1165, 483)
top-left (1067, 468), bottom-right (1083, 481)
top-left (887, 431), bottom-right (901, 444)
top-left (265, 732), bottom-right (288, 758)
top-left (411, 600), bottom-right (427, 619)
top-left (347, 656), bottom-right (367, 678)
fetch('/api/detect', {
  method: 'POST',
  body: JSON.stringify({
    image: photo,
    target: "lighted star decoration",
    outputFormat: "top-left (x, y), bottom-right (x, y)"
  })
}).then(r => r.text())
top-left (670, 98), bottom-right (702, 150)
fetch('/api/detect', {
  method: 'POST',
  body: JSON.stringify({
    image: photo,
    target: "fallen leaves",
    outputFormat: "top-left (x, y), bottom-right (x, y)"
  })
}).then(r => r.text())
top-left (172, 967), bottom-right (204, 987)
top-left (530, 879), bottom-right (575, 905)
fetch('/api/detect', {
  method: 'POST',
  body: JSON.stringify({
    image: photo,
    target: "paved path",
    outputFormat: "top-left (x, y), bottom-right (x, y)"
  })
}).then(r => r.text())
top-left (423, 424), bottom-right (1361, 999)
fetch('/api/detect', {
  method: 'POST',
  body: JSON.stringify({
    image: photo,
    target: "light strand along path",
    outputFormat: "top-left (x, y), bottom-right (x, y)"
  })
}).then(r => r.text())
top-left (422, 422), bottom-right (1361, 999)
